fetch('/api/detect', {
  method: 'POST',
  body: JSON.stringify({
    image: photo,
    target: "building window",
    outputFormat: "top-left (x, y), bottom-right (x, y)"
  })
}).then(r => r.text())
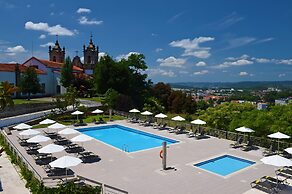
top-left (56, 85), bottom-right (61, 94)
top-left (53, 56), bottom-right (56, 62)
top-left (41, 83), bottom-right (45, 93)
top-left (87, 56), bottom-right (91, 64)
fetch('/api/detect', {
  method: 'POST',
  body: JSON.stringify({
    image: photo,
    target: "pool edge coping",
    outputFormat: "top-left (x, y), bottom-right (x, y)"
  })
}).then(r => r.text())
top-left (186, 152), bottom-right (259, 179)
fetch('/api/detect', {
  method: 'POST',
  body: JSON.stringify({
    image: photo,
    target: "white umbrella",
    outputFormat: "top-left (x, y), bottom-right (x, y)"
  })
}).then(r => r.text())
top-left (191, 119), bottom-right (206, 125)
top-left (48, 123), bottom-right (66, 130)
top-left (284, 147), bottom-right (292, 154)
top-left (171, 116), bottom-right (185, 121)
top-left (261, 155), bottom-right (292, 167)
top-left (92, 109), bottom-right (104, 114)
top-left (155, 113), bottom-right (168, 118)
top-left (129, 109), bottom-right (140, 113)
top-left (235, 126), bottom-right (255, 133)
top-left (268, 132), bottom-right (290, 151)
top-left (13, 123), bottom-right (32, 130)
top-left (71, 110), bottom-right (84, 121)
top-left (141, 111), bottom-right (153, 116)
top-left (268, 132), bottom-right (290, 139)
top-left (19, 129), bottom-right (40, 136)
top-left (38, 144), bottom-right (65, 154)
top-left (27, 135), bottom-right (51, 143)
top-left (71, 134), bottom-right (93, 142)
top-left (71, 110), bottom-right (84, 115)
top-left (49, 156), bottom-right (82, 169)
top-left (49, 156), bottom-right (82, 168)
top-left (39, 119), bottom-right (56, 125)
top-left (58, 128), bottom-right (79, 135)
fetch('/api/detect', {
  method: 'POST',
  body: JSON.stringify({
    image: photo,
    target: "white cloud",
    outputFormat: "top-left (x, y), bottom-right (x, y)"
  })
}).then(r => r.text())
top-left (147, 68), bottom-right (176, 77)
top-left (226, 37), bottom-right (256, 50)
top-left (26, 4), bottom-right (31, 8)
top-left (98, 52), bottom-right (107, 60)
top-left (183, 50), bottom-right (210, 58)
top-left (193, 70), bottom-right (209, 75)
top-left (195, 61), bottom-right (207, 67)
top-left (40, 42), bottom-right (54, 48)
top-left (277, 59), bottom-right (292, 65)
top-left (279, 73), bottom-right (286, 77)
top-left (78, 16), bottom-right (103, 25)
top-left (25, 21), bottom-right (75, 36)
top-left (239, 71), bottom-right (249, 76)
top-left (6, 45), bottom-right (26, 56)
top-left (256, 37), bottom-right (274, 44)
top-left (170, 37), bottom-right (214, 51)
top-left (214, 59), bottom-right (254, 69)
top-left (116, 52), bottom-right (140, 61)
top-left (155, 48), bottom-right (163, 52)
top-left (8, 61), bottom-right (17, 64)
top-left (80, 57), bottom-right (84, 63)
top-left (50, 12), bottom-right (54, 16)
top-left (179, 70), bottom-right (189, 74)
top-left (39, 34), bottom-right (46, 39)
top-left (157, 56), bottom-right (186, 68)
top-left (252, 57), bottom-right (270, 63)
top-left (76, 8), bottom-right (91, 14)
top-left (169, 37), bottom-right (214, 59)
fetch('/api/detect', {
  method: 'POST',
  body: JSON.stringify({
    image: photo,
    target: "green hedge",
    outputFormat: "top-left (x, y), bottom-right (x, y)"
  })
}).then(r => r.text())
top-left (0, 133), bottom-right (101, 194)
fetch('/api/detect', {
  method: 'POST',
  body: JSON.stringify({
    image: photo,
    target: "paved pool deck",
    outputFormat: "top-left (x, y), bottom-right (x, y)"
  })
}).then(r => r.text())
top-left (5, 120), bottom-right (292, 194)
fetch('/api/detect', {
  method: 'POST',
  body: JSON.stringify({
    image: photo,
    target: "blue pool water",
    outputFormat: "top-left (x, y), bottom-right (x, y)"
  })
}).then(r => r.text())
top-left (78, 125), bottom-right (178, 152)
top-left (194, 155), bottom-right (255, 176)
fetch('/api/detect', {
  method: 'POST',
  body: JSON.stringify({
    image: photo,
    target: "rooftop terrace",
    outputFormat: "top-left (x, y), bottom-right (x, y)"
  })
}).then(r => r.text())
top-left (4, 120), bottom-right (292, 194)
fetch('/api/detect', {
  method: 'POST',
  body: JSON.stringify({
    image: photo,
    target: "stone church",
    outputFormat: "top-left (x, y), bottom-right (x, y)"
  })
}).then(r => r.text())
top-left (0, 36), bottom-right (99, 96)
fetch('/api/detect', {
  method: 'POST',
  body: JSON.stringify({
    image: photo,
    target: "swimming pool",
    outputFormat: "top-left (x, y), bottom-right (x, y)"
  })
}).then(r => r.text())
top-left (78, 125), bottom-right (178, 152)
top-left (194, 155), bottom-right (255, 176)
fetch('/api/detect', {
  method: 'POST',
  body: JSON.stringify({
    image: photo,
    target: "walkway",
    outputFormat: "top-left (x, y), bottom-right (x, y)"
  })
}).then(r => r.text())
top-left (0, 150), bottom-right (30, 194)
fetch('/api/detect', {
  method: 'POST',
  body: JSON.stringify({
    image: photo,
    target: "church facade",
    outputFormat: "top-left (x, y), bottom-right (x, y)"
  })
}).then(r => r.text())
top-left (0, 37), bottom-right (99, 97)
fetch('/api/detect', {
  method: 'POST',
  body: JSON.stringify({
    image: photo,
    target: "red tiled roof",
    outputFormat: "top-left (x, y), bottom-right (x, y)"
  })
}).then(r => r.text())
top-left (0, 63), bottom-right (45, 74)
top-left (36, 58), bottom-right (83, 71)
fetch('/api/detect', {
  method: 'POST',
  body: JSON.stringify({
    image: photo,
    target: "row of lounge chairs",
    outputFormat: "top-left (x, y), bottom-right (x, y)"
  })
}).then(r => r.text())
top-left (251, 166), bottom-right (292, 193)
top-left (16, 131), bottom-right (99, 178)
top-left (230, 137), bottom-right (255, 151)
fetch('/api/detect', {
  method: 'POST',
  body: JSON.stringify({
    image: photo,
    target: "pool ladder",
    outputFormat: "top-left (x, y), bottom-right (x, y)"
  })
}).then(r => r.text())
top-left (123, 144), bottom-right (129, 152)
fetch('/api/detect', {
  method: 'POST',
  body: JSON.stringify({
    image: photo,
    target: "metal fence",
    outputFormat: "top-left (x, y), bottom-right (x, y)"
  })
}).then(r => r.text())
top-left (0, 102), bottom-right (56, 119)
top-left (114, 110), bottom-right (292, 150)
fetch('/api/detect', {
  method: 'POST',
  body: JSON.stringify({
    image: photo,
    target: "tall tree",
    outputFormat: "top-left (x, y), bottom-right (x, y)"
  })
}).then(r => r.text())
top-left (104, 88), bottom-right (119, 120)
top-left (20, 67), bottom-right (41, 100)
top-left (0, 81), bottom-right (18, 111)
top-left (60, 56), bottom-right (73, 88)
top-left (94, 53), bottom-right (151, 108)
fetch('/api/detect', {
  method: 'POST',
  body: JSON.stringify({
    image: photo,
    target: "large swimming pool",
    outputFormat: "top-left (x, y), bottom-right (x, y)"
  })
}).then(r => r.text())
top-left (194, 155), bottom-right (255, 176)
top-left (78, 125), bottom-right (178, 152)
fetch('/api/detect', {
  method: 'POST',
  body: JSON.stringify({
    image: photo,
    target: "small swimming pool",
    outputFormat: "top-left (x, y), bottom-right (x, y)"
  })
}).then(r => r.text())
top-left (78, 125), bottom-right (178, 152)
top-left (194, 155), bottom-right (255, 176)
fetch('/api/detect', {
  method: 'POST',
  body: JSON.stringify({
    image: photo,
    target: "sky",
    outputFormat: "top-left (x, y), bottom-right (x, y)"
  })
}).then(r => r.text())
top-left (0, 0), bottom-right (292, 83)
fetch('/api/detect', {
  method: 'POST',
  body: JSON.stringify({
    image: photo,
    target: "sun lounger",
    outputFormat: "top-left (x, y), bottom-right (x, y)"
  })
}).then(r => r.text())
top-left (168, 126), bottom-right (178, 133)
top-left (241, 139), bottom-right (254, 151)
top-left (250, 179), bottom-right (279, 193)
top-left (263, 144), bottom-right (277, 156)
top-left (276, 168), bottom-right (292, 179)
top-left (187, 129), bottom-right (198, 138)
top-left (158, 123), bottom-right (167, 130)
top-left (175, 127), bottom-right (185, 134)
top-left (230, 136), bottom-right (244, 148)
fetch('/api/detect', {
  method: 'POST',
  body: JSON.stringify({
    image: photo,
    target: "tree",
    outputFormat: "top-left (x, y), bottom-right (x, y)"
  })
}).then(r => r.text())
top-left (60, 56), bottom-right (73, 88)
top-left (104, 88), bottom-right (119, 121)
top-left (94, 53), bottom-right (151, 108)
top-left (0, 81), bottom-right (18, 111)
top-left (52, 86), bottom-right (80, 113)
top-left (20, 67), bottom-right (42, 100)
top-left (151, 82), bottom-right (172, 111)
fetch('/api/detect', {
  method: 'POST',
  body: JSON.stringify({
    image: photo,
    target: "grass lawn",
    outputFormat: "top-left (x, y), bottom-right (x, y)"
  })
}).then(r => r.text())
top-left (13, 99), bottom-right (46, 105)
top-left (80, 97), bottom-right (105, 103)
